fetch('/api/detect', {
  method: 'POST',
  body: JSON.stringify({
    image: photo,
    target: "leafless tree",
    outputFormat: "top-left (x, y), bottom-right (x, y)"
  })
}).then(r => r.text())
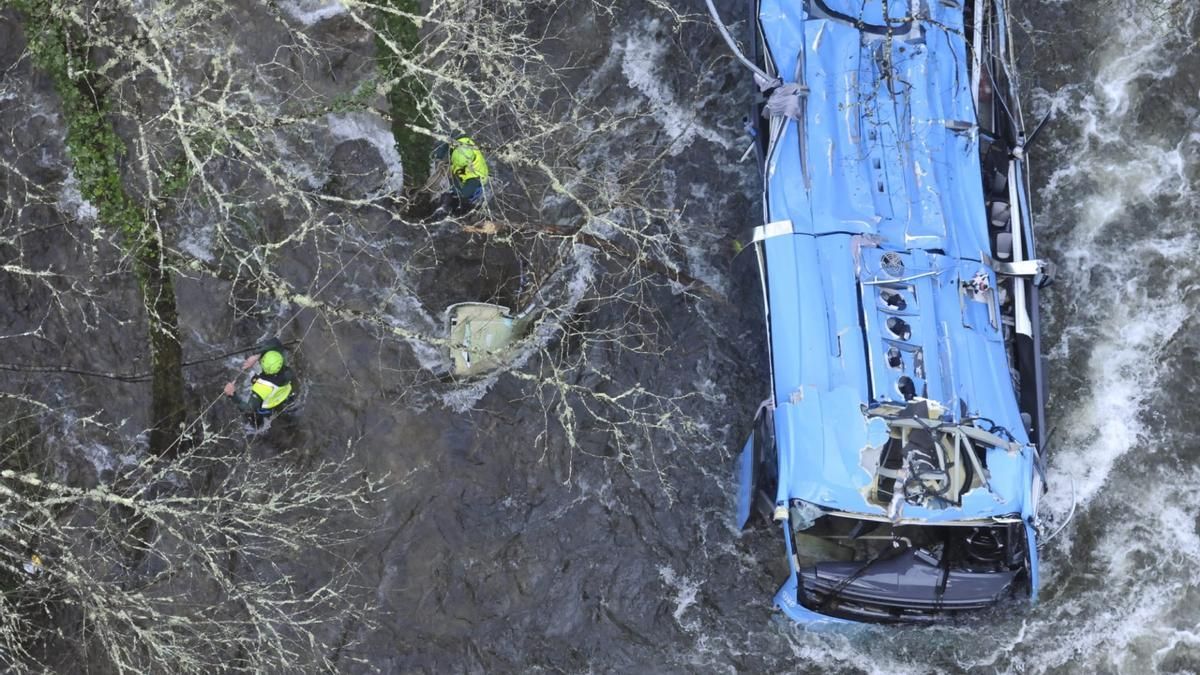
top-left (0, 0), bottom-right (727, 670)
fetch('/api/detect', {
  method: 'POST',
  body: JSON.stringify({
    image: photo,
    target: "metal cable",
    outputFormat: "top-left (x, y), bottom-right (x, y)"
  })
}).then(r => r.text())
top-left (1040, 477), bottom-right (1077, 546)
top-left (705, 0), bottom-right (780, 89)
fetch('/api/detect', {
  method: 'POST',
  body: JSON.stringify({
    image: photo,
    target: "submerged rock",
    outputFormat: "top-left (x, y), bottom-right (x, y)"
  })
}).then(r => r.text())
top-left (327, 138), bottom-right (388, 198)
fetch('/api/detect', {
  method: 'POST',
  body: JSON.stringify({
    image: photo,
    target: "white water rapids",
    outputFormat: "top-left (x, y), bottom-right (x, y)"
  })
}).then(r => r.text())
top-left (638, 0), bottom-right (1200, 672)
top-left (14, 0), bottom-right (1199, 671)
top-left (716, 1), bottom-right (1200, 671)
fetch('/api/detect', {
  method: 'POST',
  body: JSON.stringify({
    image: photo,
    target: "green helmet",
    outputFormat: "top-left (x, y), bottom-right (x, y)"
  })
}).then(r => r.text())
top-left (261, 350), bottom-right (284, 375)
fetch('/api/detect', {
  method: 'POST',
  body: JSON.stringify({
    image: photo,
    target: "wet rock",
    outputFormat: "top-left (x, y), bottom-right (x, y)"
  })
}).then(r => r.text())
top-left (326, 138), bottom-right (388, 198)
top-left (0, 9), bottom-right (25, 69)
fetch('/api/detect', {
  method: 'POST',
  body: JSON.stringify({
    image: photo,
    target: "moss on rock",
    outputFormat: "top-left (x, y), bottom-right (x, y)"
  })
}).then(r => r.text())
top-left (375, 0), bottom-right (434, 189)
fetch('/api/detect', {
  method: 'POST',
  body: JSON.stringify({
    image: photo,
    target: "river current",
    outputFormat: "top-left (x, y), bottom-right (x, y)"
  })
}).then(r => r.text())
top-left (4, 0), bottom-right (1198, 672)
top-left (375, 0), bottom-right (1200, 670)
top-left (410, 1), bottom-right (1200, 671)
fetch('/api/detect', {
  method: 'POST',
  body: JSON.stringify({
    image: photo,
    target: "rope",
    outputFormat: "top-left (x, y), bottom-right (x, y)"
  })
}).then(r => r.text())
top-left (0, 341), bottom-right (301, 384)
top-left (215, 239), bottom-right (373, 414)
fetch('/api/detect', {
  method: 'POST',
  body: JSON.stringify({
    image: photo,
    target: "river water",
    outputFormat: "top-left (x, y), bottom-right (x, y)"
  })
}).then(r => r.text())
top-left (378, 0), bottom-right (1200, 672)
top-left (2, 0), bottom-right (1198, 672)
top-left (362, 0), bottom-right (1200, 671)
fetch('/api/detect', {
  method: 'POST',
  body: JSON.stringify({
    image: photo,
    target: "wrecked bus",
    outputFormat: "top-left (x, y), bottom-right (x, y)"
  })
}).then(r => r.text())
top-left (722, 0), bottom-right (1054, 623)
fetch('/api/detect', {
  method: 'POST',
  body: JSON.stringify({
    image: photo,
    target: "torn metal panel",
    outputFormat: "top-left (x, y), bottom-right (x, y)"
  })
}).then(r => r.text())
top-left (730, 0), bottom-right (1050, 625)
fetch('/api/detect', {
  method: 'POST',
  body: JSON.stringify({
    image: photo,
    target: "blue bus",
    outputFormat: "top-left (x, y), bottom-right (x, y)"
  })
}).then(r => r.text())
top-left (728, 0), bottom-right (1054, 623)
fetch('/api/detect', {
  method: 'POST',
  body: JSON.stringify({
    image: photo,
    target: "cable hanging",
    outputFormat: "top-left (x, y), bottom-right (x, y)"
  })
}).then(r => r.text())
top-left (704, 0), bottom-right (781, 90)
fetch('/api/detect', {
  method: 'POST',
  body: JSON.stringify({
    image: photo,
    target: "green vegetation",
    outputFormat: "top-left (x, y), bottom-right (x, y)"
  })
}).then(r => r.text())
top-left (0, 402), bottom-right (44, 476)
top-left (14, 0), bottom-right (187, 456)
top-left (329, 76), bottom-right (383, 114)
top-left (376, 0), bottom-right (435, 188)
top-left (15, 2), bottom-right (144, 250)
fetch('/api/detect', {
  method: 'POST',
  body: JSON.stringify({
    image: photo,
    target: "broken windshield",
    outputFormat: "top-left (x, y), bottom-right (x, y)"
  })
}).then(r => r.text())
top-left (790, 509), bottom-right (1030, 621)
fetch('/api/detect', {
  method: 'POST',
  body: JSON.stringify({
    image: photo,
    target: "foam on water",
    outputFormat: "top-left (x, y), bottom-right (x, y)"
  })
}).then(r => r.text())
top-left (80, 441), bottom-right (139, 478)
top-left (658, 564), bottom-right (702, 626)
top-left (326, 112), bottom-right (406, 196)
top-left (662, 1), bottom-right (1200, 672)
top-left (1022, 466), bottom-right (1200, 673)
top-left (1038, 247), bottom-right (1190, 517)
top-left (277, 0), bottom-right (347, 26)
top-left (610, 19), bottom-right (733, 156)
top-left (269, 128), bottom-right (328, 191)
top-left (385, 291), bottom-right (447, 374)
top-left (57, 171), bottom-right (99, 223)
top-left (1037, 5), bottom-right (1198, 518)
top-left (178, 214), bottom-right (216, 262)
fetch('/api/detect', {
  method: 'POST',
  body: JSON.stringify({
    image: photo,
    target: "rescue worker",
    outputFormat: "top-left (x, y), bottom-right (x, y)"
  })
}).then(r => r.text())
top-left (223, 338), bottom-right (295, 426)
top-left (432, 134), bottom-right (489, 216)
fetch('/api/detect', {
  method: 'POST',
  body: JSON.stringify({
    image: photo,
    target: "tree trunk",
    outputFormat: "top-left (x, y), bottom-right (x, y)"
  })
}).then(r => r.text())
top-left (22, 6), bottom-right (189, 456)
top-left (144, 254), bottom-right (186, 456)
